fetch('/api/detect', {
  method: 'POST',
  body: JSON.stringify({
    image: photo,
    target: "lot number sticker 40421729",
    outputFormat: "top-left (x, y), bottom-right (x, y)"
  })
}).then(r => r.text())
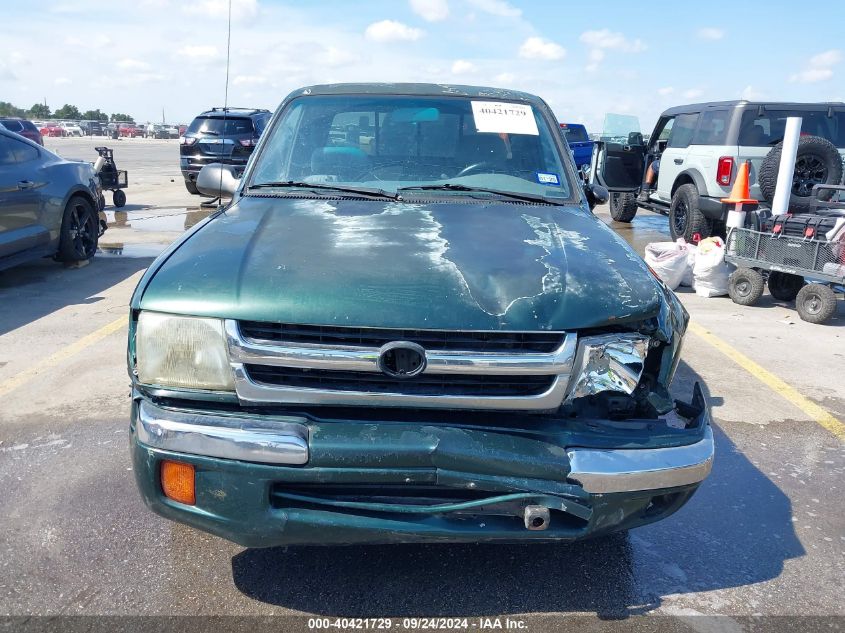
top-left (471, 101), bottom-right (539, 136)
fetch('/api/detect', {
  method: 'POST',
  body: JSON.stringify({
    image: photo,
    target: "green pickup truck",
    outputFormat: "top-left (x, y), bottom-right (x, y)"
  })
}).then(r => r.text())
top-left (127, 83), bottom-right (713, 546)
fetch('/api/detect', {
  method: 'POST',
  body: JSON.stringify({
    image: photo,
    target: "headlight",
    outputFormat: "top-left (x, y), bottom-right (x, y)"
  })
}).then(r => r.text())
top-left (136, 312), bottom-right (234, 391)
top-left (565, 334), bottom-right (649, 402)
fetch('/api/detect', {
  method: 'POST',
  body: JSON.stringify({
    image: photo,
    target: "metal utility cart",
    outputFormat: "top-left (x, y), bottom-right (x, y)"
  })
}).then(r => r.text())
top-left (725, 185), bottom-right (845, 324)
top-left (94, 146), bottom-right (128, 208)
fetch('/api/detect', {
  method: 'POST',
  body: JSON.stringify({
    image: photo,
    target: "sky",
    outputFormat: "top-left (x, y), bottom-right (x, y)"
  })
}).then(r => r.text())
top-left (2, 0), bottom-right (844, 131)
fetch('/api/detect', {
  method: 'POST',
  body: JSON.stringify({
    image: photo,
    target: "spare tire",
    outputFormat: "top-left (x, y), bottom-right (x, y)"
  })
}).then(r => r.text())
top-left (758, 135), bottom-right (843, 213)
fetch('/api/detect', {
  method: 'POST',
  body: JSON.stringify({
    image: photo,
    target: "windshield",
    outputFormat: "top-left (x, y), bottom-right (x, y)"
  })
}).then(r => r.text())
top-left (250, 95), bottom-right (572, 199)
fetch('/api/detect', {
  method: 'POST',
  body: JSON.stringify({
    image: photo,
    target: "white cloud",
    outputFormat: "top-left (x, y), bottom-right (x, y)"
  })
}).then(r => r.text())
top-left (182, 0), bottom-right (258, 22)
top-left (233, 75), bottom-right (267, 86)
top-left (364, 20), bottom-right (424, 42)
top-left (54, 77), bottom-right (71, 85)
top-left (409, 0), bottom-right (449, 22)
top-left (467, 0), bottom-right (521, 17)
top-left (579, 29), bottom-right (645, 52)
top-left (451, 59), bottom-right (477, 74)
top-left (740, 85), bottom-right (765, 100)
top-left (117, 58), bottom-right (150, 71)
top-left (683, 88), bottom-right (704, 99)
top-left (579, 29), bottom-right (644, 71)
top-left (518, 37), bottom-right (566, 61)
top-left (697, 27), bottom-right (724, 40)
top-left (177, 45), bottom-right (220, 59)
top-left (658, 86), bottom-right (674, 96)
top-left (494, 72), bottom-right (515, 84)
top-left (790, 49), bottom-right (842, 83)
top-left (318, 46), bottom-right (359, 67)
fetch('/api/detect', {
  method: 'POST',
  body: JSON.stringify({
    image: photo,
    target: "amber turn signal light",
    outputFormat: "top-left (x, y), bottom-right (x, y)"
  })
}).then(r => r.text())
top-left (160, 460), bottom-right (196, 505)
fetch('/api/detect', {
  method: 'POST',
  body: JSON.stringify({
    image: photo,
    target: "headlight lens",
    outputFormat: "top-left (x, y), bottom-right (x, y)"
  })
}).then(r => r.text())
top-left (136, 312), bottom-right (234, 391)
top-left (566, 334), bottom-right (649, 402)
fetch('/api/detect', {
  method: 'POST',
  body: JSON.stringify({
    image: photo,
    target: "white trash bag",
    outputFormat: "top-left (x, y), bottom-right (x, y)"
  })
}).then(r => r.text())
top-left (644, 239), bottom-right (693, 290)
top-left (693, 237), bottom-right (731, 297)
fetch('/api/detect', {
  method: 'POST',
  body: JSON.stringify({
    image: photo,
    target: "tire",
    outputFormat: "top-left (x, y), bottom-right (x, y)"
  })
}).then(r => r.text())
top-left (669, 183), bottom-right (712, 242)
top-left (728, 268), bottom-right (764, 306)
top-left (758, 135), bottom-right (843, 213)
top-left (57, 196), bottom-right (99, 262)
top-left (184, 180), bottom-right (200, 195)
top-left (609, 192), bottom-right (638, 222)
top-left (113, 189), bottom-right (126, 208)
top-left (795, 283), bottom-right (837, 324)
top-left (767, 271), bottom-right (804, 302)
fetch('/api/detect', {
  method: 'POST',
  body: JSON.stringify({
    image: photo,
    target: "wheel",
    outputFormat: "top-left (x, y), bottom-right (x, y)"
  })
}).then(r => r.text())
top-left (57, 196), bottom-right (99, 262)
top-left (767, 271), bottom-right (804, 302)
top-left (184, 180), bottom-right (200, 195)
top-left (669, 183), bottom-right (712, 242)
top-left (795, 283), bottom-right (837, 324)
top-left (609, 192), bottom-right (638, 222)
top-left (728, 268), bottom-right (764, 306)
top-left (758, 136), bottom-right (843, 213)
top-left (112, 189), bottom-right (126, 207)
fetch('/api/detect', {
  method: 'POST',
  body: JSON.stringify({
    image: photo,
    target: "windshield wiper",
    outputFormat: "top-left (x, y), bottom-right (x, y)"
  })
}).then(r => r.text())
top-left (247, 181), bottom-right (399, 200)
top-left (397, 183), bottom-right (565, 206)
top-left (201, 130), bottom-right (220, 136)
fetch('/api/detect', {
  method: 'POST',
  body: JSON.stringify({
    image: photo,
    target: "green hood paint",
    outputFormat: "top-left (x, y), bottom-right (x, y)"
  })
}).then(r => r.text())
top-left (137, 196), bottom-right (662, 331)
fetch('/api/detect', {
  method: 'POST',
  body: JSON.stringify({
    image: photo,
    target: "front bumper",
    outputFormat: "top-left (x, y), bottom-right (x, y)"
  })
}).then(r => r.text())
top-left (130, 385), bottom-right (713, 546)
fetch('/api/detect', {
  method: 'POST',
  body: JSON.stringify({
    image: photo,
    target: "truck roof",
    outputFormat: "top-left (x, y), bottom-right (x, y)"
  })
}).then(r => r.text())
top-left (286, 83), bottom-right (543, 104)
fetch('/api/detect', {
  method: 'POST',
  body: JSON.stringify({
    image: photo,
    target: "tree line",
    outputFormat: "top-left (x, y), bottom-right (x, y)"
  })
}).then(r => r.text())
top-left (0, 101), bottom-right (134, 123)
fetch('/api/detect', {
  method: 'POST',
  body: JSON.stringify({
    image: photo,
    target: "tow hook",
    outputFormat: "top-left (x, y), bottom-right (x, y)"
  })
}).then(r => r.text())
top-left (523, 505), bottom-right (550, 531)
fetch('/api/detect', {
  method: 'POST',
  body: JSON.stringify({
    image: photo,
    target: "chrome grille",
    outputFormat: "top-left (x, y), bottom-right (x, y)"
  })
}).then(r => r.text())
top-left (226, 320), bottom-right (577, 411)
top-left (239, 321), bottom-right (564, 353)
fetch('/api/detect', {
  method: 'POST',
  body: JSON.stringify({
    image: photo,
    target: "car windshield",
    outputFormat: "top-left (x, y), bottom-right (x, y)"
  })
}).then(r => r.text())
top-left (188, 116), bottom-right (254, 136)
top-left (249, 95), bottom-right (573, 200)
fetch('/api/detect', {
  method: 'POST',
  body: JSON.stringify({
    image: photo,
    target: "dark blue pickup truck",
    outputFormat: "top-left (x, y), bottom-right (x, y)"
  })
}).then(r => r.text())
top-left (560, 123), bottom-right (593, 169)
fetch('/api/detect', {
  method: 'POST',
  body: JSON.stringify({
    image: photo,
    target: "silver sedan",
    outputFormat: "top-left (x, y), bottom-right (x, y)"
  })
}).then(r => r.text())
top-left (0, 128), bottom-right (104, 272)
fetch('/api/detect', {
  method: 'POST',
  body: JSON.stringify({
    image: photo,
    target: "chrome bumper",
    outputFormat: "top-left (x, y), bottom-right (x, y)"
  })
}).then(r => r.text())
top-left (136, 400), bottom-right (309, 465)
top-left (135, 399), bottom-right (713, 494)
top-left (567, 425), bottom-right (714, 494)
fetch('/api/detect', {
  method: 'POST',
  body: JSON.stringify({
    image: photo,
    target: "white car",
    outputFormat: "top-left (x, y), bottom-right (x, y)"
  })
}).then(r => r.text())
top-left (59, 122), bottom-right (83, 137)
top-left (592, 101), bottom-right (845, 241)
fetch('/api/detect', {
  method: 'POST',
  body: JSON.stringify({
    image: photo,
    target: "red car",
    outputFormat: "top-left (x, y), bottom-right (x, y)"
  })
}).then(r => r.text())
top-left (0, 118), bottom-right (44, 145)
top-left (39, 124), bottom-right (66, 138)
top-left (119, 124), bottom-right (144, 138)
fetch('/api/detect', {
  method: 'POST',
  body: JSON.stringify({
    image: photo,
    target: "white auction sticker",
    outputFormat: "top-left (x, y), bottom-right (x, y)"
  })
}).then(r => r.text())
top-left (471, 101), bottom-right (539, 136)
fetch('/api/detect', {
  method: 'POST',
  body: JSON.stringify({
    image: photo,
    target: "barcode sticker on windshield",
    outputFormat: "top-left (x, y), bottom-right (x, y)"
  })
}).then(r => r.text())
top-left (471, 101), bottom-right (539, 136)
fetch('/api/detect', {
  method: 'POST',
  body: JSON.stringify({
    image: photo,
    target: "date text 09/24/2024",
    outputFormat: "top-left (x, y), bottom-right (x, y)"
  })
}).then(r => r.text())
top-left (307, 617), bottom-right (528, 630)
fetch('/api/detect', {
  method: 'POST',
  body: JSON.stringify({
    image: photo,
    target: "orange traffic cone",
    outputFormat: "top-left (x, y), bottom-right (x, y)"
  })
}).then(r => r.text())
top-left (721, 160), bottom-right (757, 205)
top-left (722, 160), bottom-right (757, 230)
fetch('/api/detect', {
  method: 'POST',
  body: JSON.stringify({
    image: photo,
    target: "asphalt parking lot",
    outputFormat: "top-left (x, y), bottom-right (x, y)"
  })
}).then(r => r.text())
top-left (1, 138), bottom-right (843, 622)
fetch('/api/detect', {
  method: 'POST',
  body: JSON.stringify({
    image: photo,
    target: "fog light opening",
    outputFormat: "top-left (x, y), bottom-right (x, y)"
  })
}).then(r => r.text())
top-left (161, 460), bottom-right (196, 505)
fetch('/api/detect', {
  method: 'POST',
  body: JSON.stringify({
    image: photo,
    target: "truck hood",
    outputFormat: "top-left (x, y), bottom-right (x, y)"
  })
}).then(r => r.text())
top-left (138, 196), bottom-right (663, 331)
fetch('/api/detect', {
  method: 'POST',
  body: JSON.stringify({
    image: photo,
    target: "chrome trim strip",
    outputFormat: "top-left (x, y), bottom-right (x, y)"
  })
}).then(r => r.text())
top-left (232, 363), bottom-right (569, 410)
top-left (225, 320), bottom-right (577, 376)
top-left (566, 425), bottom-right (715, 494)
top-left (136, 400), bottom-right (309, 465)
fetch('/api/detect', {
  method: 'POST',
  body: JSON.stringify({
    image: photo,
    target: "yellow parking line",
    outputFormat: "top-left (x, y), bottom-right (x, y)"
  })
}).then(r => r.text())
top-left (688, 321), bottom-right (845, 440)
top-left (0, 316), bottom-right (126, 399)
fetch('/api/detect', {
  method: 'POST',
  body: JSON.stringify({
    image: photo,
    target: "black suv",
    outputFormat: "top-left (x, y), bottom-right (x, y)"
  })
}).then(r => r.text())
top-left (180, 107), bottom-right (271, 195)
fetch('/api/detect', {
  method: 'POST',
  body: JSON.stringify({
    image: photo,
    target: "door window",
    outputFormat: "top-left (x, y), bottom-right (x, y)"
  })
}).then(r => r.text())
top-left (5, 136), bottom-right (39, 163)
top-left (666, 113), bottom-right (700, 149)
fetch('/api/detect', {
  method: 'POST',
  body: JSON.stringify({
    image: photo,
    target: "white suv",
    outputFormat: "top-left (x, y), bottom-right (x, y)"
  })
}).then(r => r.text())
top-left (591, 101), bottom-right (845, 241)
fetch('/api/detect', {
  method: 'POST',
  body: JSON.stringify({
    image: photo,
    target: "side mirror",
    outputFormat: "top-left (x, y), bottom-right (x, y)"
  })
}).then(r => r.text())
top-left (584, 183), bottom-right (608, 210)
top-left (196, 163), bottom-right (240, 198)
